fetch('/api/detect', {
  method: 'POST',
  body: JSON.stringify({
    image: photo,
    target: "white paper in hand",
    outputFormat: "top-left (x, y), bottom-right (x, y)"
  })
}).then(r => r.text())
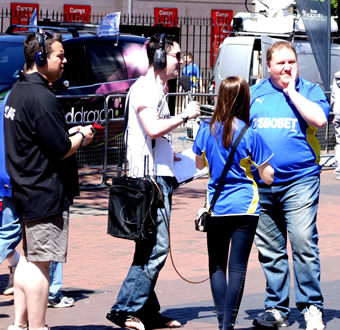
top-left (173, 148), bottom-right (208, 185)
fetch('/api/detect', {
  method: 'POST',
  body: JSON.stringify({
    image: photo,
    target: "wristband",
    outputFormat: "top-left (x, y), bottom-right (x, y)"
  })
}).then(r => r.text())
top-left (180, 111), bottom-right (189, 124)
top-left (77, 131), bottom-right (86, 146)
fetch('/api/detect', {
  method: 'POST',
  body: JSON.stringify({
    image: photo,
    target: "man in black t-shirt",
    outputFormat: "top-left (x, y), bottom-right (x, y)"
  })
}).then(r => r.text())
top-left (4, 31), bottom-right (93, 330)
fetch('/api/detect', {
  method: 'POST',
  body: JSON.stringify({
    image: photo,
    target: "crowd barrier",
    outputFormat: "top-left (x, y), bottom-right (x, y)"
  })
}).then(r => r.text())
top-left (57, 93), bottom-right (127, 189)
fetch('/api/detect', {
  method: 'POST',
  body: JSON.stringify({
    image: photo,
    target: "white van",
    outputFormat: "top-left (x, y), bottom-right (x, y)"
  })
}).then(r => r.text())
top-left (196, 4), bottom-right (339, 161)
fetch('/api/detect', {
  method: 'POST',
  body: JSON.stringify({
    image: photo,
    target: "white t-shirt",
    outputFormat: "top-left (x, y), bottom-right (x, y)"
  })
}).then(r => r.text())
top-left (331, 71), bottom-right (340, 118)
top-left (126, 73), bottom-right (174, 177)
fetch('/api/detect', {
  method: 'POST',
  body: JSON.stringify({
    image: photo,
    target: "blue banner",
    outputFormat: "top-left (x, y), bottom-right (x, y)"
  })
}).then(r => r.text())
top-left (296, 0), bottom-right (331, 91)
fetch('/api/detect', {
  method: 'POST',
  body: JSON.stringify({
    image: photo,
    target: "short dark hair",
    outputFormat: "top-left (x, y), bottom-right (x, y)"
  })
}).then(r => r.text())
top-left (146, 33), bottom-right (175, 66)
top-left (24, 31), bottom-right (63, 70)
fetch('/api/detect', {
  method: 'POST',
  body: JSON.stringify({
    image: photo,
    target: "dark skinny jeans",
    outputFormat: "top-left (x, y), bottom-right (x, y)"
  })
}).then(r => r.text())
top-left (207, 215), bottom-right (258, 330)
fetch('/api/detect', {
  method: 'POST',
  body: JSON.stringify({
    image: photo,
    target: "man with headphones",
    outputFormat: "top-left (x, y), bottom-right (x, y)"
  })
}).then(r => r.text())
top-left (4, 30), bottom-right (93, 330)
top-left (106, 34), bottom-right (200, 330)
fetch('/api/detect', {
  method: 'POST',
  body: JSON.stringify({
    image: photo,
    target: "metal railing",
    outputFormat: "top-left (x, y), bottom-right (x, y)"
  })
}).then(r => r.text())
top-left (0, 9), bottom-right (217, 94)
top-left (57, 93), bottom-right (127, 188)
top-left (1, 3), bottom-right (337, 175)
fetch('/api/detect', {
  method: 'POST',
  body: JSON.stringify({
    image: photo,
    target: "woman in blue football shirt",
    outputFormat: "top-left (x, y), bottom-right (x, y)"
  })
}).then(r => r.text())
top-left (193, 76), bottom-right (274, 330)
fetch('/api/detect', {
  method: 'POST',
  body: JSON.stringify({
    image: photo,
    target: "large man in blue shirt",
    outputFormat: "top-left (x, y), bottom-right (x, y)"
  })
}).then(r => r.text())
top-left (250, 41), bottom-right (329, 330)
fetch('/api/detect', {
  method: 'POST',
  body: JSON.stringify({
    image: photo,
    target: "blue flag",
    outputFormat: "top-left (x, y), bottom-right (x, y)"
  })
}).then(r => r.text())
top-left (28, 8), bottom-right (38, 31)
top-left (97, 12), bottom-right (120, 37)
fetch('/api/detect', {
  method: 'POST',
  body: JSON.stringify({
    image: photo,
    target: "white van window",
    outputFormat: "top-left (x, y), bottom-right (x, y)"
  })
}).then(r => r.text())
top-left (297, 53), bottom-right (321, 87)
top-left (295, 41), bottom-right (340, 91)
top-left (219, 44), bottom-right (252, 80)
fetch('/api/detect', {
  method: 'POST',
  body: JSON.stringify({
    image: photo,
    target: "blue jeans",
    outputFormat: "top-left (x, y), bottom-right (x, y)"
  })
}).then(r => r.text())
top-left (254, 175), bottom-right (323, 317)
top-left (110, 176), bottom-right (174, 317)
top-left (0, 196), bottom-right (21, 264)
top-left (207, 215), bottom-right (258, 330)
top-left (49, 261), bottom-right (63, 301)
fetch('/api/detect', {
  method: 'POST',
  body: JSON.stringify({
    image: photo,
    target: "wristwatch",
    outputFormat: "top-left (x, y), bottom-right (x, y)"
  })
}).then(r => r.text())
top-left (77, 131), bottom-right (86, 146)
top-left (180, 111), bottom-right (189, 124)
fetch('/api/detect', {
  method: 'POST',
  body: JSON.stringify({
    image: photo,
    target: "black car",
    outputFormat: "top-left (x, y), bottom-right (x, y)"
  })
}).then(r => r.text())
top-left (1, 24), bottom-right (149, 169)
top-left (0, 33), bottom-right (26, 98)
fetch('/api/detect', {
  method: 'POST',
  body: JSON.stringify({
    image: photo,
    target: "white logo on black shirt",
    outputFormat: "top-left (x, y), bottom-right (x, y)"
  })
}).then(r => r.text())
top-left (4, 106), bottom-right (16, 120)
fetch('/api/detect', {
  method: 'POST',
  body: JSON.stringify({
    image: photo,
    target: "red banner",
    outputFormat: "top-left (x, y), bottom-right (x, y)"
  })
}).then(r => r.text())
top-left (64, 4), bottom-right (91, 23)
top-left (10, 3), bottom-right (39, 29)
top-left (154, 8), bottom-right (178, 27)
top-left (210, 9), bottom-right (233, 67)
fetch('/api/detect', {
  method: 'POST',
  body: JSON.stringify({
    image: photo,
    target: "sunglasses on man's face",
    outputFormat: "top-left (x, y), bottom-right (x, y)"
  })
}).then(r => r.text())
top-left (167, 52), bottom-right (182, 61)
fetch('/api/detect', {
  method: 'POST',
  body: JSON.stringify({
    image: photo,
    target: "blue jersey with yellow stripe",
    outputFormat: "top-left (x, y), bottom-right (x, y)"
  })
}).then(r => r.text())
top-left (193, 118), bottom-right (273, 216)
top-left (250, 78), bottom-right (330, 184)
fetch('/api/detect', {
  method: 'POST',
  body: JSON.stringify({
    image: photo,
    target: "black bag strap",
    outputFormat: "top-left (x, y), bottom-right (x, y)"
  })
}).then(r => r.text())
top-left (208, 124), bottom-right (248, 213)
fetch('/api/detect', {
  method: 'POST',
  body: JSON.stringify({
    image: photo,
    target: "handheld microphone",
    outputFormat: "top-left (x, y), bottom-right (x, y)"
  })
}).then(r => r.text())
top-left (93, 121), bottom-right (105, 130)
top-left (92, 121), bottom-right (105, 134)
top-left (179, 75), bottom-right (192, 102)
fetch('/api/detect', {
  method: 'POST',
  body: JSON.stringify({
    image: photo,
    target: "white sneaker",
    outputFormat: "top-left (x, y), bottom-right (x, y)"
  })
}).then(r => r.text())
top-left (8, 325), bottom-right (28, 330)
top-left (253, 307), bottom-right (289, 327)
top-left (303, 305), bottom-right (325, 330)
top-left (47, 295), bottom-right (74, 308)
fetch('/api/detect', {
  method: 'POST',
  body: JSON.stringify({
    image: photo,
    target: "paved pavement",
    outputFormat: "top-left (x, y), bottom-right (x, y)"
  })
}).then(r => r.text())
top-left (1, 169), bottom-right (339, 329)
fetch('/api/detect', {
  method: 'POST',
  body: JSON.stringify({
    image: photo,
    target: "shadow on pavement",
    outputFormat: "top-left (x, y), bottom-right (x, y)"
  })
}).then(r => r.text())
top-left (51, 327), bottom-right (112, 329)
top-left (0, 274), bottom-right (9, 293)
top-left (0, 300), bottom-right (12, 308)
top-left (323, 308), bottom-right (340, 326)
top-left (61, 288), bottom-right (102, 303)
top-left (161, 305), bottom-right (216, 325)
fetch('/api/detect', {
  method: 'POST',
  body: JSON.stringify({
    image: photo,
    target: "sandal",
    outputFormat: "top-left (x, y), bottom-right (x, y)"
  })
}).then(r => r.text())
top-left (125, 316), bottom-right (145, 330)
top-left (106, 311), bottom-right (145, 330)
top-left (163, 318), bottom-right (181, 328)
top-left (142, 314), bottom-right (182, 329)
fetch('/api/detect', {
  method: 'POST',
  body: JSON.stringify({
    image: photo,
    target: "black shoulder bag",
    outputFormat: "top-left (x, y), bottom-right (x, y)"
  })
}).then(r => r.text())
top-left (107, 96), bottom-right (159, 242)
top-left (195, 124), bottom-right (248, 232)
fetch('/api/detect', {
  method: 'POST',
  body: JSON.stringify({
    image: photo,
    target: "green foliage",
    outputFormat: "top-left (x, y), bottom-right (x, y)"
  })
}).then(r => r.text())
top-left (331, 0), bottom-right (338, 17)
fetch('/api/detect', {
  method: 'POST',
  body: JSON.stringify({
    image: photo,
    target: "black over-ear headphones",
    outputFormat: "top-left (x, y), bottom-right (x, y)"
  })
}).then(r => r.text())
top-left (153, 33), bottom-right (166, 70)
top-left (35, 32), bottom-right (47, 67)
